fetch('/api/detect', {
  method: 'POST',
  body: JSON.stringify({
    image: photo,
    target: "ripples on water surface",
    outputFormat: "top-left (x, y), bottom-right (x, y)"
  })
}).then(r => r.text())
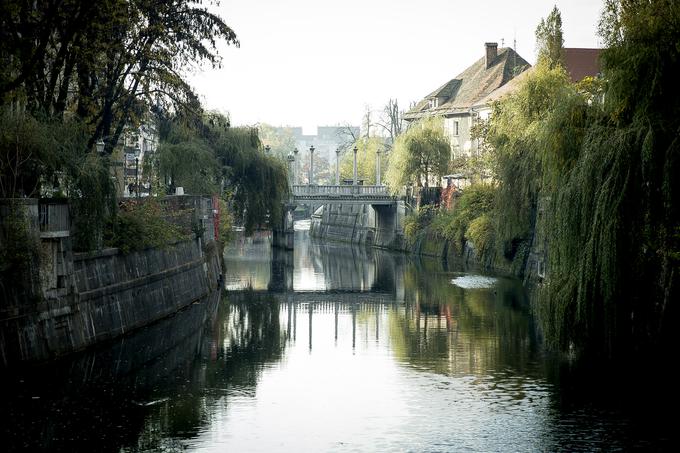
top-left (0, 228), bottom-right (672, 452)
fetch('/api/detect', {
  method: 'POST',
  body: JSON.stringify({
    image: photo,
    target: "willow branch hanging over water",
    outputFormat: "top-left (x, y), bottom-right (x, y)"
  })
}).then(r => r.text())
top-left (156, 112), bottom-right (290, 234)
top-left (545, 0), bottom-right (678, 357)
top-left (484, 1), bottom-right (679, 358)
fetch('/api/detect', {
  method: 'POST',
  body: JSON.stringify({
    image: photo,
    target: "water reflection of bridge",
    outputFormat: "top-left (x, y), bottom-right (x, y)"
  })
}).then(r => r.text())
top-left (265, 237), bottom-right (406, 294)
top-left (230, 289), bottom-right (404, 351)
top-left (265, 290), bottom-right (400, 305)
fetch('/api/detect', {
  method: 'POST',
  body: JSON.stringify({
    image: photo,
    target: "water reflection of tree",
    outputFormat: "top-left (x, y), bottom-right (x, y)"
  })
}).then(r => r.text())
top-left (216, 293), bottom-right (286, 385)
top-left (390, 258), bottom-right (538, 377)
top-left (129, 291), bottom-right (287, 450)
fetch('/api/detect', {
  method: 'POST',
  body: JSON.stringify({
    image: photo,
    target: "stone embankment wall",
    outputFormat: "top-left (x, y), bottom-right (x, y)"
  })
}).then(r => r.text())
top-left (310, 202), bottom-right (407, 251)
top-left (308, 197), bottom-right (545, 283)
top-left (1, 239), bottom-right (222, 367)
top-left (409, 215), bottom-right (546, 283)
top-left (1, 195), bottom-right (223, 367)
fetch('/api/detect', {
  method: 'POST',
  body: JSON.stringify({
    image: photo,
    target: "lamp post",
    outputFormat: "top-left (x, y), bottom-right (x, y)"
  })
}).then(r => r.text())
top-left (264, 144), bottom-right (271, 155)
top-left (308, 145), bottom-right (315, 185)
top-left (96, 140), bottom-right (105, 155)
top-left (335, 147), bottom-right (341, 185)
top-left (135, 156), bottom-right (139, 198)
top-left (123, 155), bottom-right (129, 197)
top-left (287, 151), bottom-right (295, 192)
top-left (353, 145), bottom-right (358, 185)
top-left (376, 148), bottom-right (382, 186)
top-left (293, 147), bottom-right (299, 185)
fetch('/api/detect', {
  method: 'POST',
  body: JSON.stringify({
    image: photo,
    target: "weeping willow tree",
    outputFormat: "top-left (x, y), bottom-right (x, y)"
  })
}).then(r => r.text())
top-left (538, 0), bottom-right (679, 357)
top-left (486, 1), bottom-right (679, 358)
top-left (485, 64), bottom-right (580, 270)
top-left (157, 112), bottom-right (289, 234)
top-left (385, 116), bottom-right (450, 193)
top-left (214, 126), bottom-right (289, 233)
top-left (157, 120), bottom-right (220, 195)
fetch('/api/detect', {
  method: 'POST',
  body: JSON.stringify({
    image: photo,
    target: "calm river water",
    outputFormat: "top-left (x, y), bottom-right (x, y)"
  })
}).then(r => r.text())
top-left (0, 226), bottom-right (673, 451)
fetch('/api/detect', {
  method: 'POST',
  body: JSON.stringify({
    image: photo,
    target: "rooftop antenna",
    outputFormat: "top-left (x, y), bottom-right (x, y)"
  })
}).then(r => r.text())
top-left (513, 30), bottom-right (518, 75)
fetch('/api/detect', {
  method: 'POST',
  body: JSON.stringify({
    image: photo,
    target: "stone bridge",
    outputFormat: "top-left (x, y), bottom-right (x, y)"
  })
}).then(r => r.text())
top-left (273, 184), bottom-right (407, 250)
top-left (271, 145), bottom-right (409, 250)
top-left (292, 184), bottom-right (394, 204)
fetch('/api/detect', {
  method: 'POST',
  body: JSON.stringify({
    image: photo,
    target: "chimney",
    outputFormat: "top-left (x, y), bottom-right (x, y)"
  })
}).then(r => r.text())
top-left (485, 42), bottom-right (498, 69)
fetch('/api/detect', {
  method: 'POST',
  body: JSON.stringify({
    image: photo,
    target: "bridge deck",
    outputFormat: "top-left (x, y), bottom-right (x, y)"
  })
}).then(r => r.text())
top-left (292, 185), bottom-right (397, 204)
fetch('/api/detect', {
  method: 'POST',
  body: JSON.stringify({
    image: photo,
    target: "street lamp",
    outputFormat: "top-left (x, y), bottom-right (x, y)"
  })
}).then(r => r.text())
top-left (293, 147), bottom-right (299, 185)
top-left (287, 152), bottom-right (295, 191)
top-left (376, 148), bottom-right (382, 186)
top-left (96, 140), bottom-right (105, 155)
top-left (309, 145), bottom-right (315, 185)
top-left (353, 145), bottom-right (358, 185)
top-left (335, 147), bottom-right (341, 185)
top-left (135, 156), bottom-right (139, 198)
top-left (264, 144), bottom-right (271, 154)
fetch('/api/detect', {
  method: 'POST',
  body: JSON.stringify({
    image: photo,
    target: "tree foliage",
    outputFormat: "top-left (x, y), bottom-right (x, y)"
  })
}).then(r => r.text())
top-left (434, 184), bottom-right (497, 256)
top-left (1, 0), bottom-right (239, 155)
top-left (479, 1), bottom-right (679, 358)
top-left (540, 0), bottom-right (679, 357)
top-left (535, 5), bottom-right (564, 68)
top-left (0, 107), bottom-right (116, 250)
top-left (385, 117), bottom-right (450, 192)
top-left (0, 0), bottom-right (239, 250)
top-left (485, 64), bottom-right (577, 261)
top-left (104, 199), bottom-right (191, 254)
top-left (156, 112), bottom-right (290, 234)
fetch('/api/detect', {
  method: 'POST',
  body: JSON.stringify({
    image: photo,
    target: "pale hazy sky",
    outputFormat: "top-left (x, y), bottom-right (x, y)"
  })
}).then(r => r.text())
top-left (188, 0), bottom-right (603, 133)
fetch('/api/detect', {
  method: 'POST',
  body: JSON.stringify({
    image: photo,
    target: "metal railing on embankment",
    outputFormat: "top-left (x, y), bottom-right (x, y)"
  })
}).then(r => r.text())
top-left (39, 200), bottom-right (70, 235)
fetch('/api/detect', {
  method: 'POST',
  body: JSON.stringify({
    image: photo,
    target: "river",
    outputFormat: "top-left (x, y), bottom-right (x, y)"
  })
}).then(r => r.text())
top-left (0, 226), bottom-right (672, 451)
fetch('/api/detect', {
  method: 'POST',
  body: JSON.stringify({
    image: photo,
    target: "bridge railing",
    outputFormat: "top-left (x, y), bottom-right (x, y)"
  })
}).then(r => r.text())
top-left (293, 185), bottom-right (389, 197)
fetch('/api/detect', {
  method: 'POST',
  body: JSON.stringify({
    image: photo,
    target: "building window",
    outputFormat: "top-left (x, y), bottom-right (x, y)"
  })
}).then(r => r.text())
top-left (453, 120), bottom-right (459, 136)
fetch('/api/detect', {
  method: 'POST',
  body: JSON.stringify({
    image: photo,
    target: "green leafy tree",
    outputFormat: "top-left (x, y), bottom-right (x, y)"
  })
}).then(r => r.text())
top-left (0, 107), bottom-right (116, 250)
top-left (484, 63), bottom-right (576, 260)
top-left (158, 112), bottom-right (290, 234)
top-left (157, 119), bottom-right (220, 194)
top-left (1, 0), bottom-right (238, 154)
top-left (539, 0), bottom-right (680, 357)
top-left (481, 0), bottom-right (680, 359)
top-left (535, 6), bottom-right (564, 68)
top-left (385, 117), bottom-right (450, 192)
